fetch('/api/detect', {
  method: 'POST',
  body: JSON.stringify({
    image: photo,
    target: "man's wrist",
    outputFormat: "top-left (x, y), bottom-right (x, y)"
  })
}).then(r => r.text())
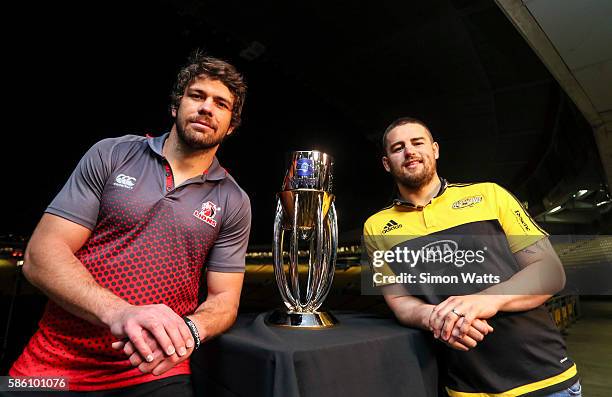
top-left (480, 293), bottom-right (508, 312)
top-left (99, 299), bottom-right (131, 328)
top-left (420, 304), bottom-right (435, 330)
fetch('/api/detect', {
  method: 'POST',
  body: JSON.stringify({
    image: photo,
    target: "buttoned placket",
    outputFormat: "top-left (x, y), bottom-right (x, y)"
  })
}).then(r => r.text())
top-left (423, 202), bottom-right (437, 229)
top-left (394, 178), bottom-right (447, 229)
top-left (161, 158), bottom-right (210, 197)
top-left (164, 161), bottom-right (175, 193)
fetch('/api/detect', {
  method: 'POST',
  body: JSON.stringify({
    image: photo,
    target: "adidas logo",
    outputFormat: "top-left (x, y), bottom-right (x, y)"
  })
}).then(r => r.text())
top-left (382, 219), bottom-right (402, 234)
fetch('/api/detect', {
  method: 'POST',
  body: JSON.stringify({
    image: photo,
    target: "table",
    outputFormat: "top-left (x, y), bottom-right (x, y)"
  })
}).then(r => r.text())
top-left (191, 311), bottom-right (438, 397)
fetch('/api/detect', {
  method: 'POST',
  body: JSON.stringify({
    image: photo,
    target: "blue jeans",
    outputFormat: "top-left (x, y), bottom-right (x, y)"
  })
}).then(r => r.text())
top-left (543, 381), bottom-right (581, 397)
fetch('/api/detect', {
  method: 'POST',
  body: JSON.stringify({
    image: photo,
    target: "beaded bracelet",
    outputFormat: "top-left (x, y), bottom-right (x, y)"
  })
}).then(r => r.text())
top-left (183, 316), bottom-right (201, 350)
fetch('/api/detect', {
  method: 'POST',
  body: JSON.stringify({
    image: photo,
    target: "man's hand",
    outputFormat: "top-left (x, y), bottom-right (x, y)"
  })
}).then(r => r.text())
top-left (110, 271), bottom-right (243, 374)
top-left (381, 290), bottom-right (493, 352)
top-left (432, 238), bottom-right (565, 342)
top-left (105, 304), bottom-right (194, 363)
top-left (430, 295), bottom-right (498, 341)
top-left (112, 329), bottom-right (193, 375)
top-left (440, 318), bottom-right (493, 351)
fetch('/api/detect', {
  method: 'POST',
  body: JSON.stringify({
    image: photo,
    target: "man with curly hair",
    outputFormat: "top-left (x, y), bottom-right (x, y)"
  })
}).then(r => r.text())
top-left (9, 51), bottom-right (251, 396)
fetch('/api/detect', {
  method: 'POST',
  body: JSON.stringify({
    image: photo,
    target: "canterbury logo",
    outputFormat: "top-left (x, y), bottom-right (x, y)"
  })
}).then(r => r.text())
top-left (452, 195), bottom-right (483, 209)
top-left (113, 174), bottom-right (137, 189)
top-left (382, 220), bottom-right (402, 234)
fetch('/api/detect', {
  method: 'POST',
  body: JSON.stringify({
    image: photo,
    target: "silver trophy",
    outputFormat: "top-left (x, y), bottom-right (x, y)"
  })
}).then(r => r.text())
top-left (267, 151), bottom-right (338, 328)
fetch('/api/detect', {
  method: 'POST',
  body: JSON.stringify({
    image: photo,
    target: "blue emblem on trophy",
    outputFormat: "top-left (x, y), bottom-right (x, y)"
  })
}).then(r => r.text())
top-left (296, 158), bottom-right (314, 177)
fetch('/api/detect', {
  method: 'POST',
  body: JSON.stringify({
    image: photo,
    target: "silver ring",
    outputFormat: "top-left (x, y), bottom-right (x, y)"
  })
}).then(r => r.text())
top-left (451, 308), bottom-right (464, 317)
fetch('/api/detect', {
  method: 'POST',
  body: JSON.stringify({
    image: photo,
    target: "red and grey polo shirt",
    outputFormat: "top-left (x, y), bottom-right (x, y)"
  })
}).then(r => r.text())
top-left (10, 133), bottom-right (251, 390)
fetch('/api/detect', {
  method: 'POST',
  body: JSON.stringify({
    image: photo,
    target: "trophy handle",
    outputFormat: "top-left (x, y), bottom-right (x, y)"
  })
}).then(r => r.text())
top-left (310, 202), bottom-right (337, 310)
top-left (305, 191), bottom-right (324, 305)
top-left (289, 193), bottom-right (302, 309)
top-left (273, 198), bottom-right (297, 309)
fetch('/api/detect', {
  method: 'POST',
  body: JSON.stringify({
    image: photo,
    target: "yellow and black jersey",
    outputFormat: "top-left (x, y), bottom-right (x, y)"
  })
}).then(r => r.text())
top-left (363, 180), bottom-right (578, 397)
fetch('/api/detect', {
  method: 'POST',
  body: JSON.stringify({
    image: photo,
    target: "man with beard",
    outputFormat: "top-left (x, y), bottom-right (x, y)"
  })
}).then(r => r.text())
top-left (9, 52), bottom-right (251, 396)
top-left (363, 117), bottom-right (581, 396)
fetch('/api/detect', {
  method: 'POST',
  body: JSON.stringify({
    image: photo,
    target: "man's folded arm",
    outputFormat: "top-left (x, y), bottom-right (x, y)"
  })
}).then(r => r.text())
top-left (24, 213), bottom-right (193, 364)
top-left (23, 213), bottom-right (125, 326)
top-left (383, 285), bottom-right (492, 351)
top-left (382, 285), bottom-right (433, 330)
top-left (484, 237), bottom-right (566, 312)
top-left (187, 271), bottom-right (244, 340)
top-left (126, 270), bottom-right (244, 376)
top-left (433, 237), bottom-right (566, 340)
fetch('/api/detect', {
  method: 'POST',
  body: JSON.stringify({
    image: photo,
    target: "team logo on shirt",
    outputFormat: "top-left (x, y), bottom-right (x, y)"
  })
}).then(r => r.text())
top-left (113, 174), bottom-right (137, 189)
top-left (451, 195), bottom-right (483, 209)
top-left (194, 201), bottom-right (220, 227)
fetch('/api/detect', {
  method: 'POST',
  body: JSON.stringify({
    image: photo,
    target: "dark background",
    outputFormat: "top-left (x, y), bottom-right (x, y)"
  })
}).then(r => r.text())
top-left (2, 0), bottom-right (604, 244)
top-left (1, 2), bottom-right (610, 389)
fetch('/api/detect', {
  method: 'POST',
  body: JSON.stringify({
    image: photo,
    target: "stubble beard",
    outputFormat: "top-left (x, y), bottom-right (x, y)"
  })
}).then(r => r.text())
top-left (176, 120), bottom-right (227, 151)
top-left (394, 159), bottom-right (437, 190)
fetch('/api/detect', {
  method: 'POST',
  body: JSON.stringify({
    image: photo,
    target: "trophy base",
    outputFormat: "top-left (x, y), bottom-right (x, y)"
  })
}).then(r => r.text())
top-left (265, 309), bottom-right (338, 329)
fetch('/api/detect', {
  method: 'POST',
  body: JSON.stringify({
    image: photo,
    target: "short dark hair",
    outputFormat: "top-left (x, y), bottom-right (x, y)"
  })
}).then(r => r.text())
top-left (170, 50), bottom-right (247, 128)
top-left (381, 116), bottom-right (433, 154)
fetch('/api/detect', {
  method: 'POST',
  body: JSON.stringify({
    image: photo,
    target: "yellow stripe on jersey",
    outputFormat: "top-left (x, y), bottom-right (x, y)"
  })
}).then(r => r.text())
top-left (445, 364), bottom-right (577, 397)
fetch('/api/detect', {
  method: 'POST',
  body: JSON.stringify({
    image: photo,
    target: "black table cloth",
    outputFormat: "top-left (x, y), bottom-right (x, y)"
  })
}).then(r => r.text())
top-left (191, 311), bottom-right (438, 397)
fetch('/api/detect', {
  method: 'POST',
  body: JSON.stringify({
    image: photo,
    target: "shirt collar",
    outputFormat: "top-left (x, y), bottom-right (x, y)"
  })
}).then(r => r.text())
top-left (393, 177), bottom-right (448, 208)
top-left (146, 132), bottom-right (227, 181)
top-left (205, 157), bottom-right (228, 181)
top-left (147, 132), bottom-right (168, 156)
